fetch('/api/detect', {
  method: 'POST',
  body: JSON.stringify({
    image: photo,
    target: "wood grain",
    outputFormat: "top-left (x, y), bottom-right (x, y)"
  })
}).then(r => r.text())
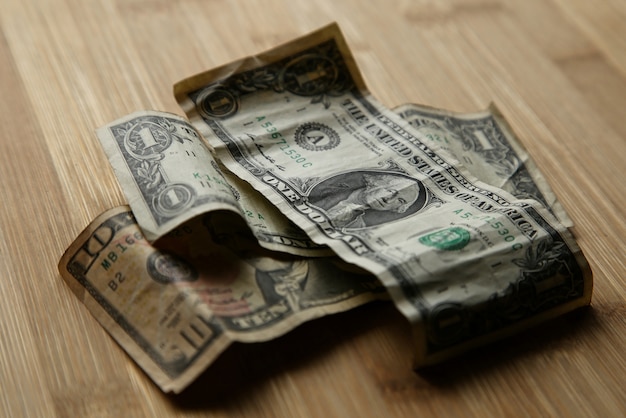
top-left (0, 0), bottom-right (624, 416)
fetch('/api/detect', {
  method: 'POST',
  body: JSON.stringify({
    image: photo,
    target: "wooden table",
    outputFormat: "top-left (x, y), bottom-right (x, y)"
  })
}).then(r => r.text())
top-left (1, 0), bottom-right (624, 416)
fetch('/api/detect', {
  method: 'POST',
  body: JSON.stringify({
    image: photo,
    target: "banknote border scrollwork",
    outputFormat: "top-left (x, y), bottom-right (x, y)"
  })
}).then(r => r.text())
top-left (189, 39), bottom-right (355, 119)
top-left (110, 115), bottom-right (237, 226)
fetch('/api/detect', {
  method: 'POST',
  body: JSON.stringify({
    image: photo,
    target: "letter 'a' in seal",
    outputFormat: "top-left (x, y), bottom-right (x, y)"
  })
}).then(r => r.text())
top-left (294, 122), bottom-right (340, 151)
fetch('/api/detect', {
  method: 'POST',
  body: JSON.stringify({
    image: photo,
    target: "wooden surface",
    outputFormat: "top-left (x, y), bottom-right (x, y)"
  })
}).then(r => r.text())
top-left (1, 0), bottom-right (625, 416)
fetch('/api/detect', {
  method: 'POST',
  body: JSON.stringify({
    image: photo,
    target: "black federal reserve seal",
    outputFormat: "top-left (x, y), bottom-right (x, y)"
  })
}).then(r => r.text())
top-left (294, 122), bottom-right (340, 151)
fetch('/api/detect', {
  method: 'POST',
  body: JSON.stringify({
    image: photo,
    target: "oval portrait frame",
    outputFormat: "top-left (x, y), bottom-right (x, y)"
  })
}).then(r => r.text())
top-left (307, 170), bottom-right (428, 230)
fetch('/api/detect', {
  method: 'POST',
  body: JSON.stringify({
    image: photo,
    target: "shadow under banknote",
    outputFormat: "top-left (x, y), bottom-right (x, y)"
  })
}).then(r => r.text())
top-left (168, 301), bottom-right (399, 407)
top-left (166, 303), bottom-right (595, 408)
top-left (416, 306), bottom-right (596, 387)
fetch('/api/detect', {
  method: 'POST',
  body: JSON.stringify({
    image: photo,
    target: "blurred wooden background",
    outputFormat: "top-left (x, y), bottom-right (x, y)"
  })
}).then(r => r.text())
top-left (1, 0), bottom-right (625, 416)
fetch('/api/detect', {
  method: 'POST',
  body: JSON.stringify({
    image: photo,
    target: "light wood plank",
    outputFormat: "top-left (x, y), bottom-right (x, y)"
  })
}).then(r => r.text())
top-left (0, 0), bottom-right (624, 416)
top-left (553, 0), bottom-right (626, 77)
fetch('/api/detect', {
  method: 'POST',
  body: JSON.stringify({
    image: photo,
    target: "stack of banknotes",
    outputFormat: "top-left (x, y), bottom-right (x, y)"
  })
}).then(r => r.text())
top-left (59, 23), bottom-right (591, 393)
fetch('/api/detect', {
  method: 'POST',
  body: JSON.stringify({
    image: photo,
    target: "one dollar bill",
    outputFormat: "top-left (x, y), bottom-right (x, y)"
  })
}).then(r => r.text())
top-left (174, 23), bottom-right (592, 367)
